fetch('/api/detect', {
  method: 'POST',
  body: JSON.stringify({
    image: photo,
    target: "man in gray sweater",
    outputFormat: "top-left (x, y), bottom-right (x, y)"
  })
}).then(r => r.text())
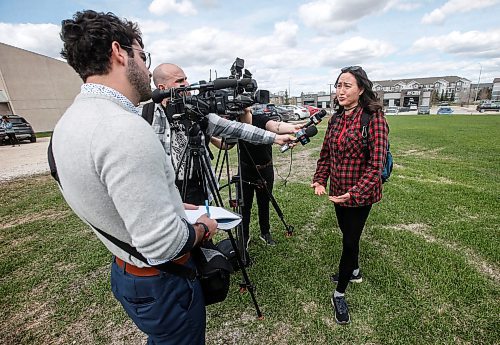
top-left (54, 10), bottom-right (218, 344)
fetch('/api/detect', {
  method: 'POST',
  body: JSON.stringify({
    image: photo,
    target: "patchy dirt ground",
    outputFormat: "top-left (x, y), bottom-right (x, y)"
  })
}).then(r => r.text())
top-left (0, 137), bottom-right (50, 181)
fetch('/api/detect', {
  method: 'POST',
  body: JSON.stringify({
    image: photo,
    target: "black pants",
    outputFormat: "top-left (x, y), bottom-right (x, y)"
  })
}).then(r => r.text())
top-left (175, 177), bottom-right (205, 206)
top-left (7, 133), bottom-right (18, 146)
top-left (334, 204), bottom-right (372, 293)
top-left (241, 164), bottom-right (274, 245)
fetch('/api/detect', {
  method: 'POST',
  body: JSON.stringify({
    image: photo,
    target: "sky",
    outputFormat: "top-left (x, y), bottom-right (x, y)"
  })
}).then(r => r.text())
top-left (0, 0), bottom-right (499, 96)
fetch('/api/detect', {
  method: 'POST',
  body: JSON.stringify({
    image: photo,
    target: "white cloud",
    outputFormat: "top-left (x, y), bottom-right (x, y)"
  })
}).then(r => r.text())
top-left (421, 0), bottom-right (500, 24)
top-left (134, 19), bottom-right (169, 34)
top-left (273, 20), bottom-right (299, 47)
top-left (412, 29), bottom-right (500, 58)
top-left (298, 0), bottom-right (390, 34)
top-left (385, 0), bottom-right (422, 11)
top-left (318, 36), bottom-right (396, 67)
top-left (0, 23), bottom-right (62, 59)
top-left (148, 0), bottom-right (197, 16)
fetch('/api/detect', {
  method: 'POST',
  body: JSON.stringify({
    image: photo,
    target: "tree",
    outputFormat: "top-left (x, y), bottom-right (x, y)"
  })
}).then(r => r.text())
top-left (431, 89), bottom-right (439, 105)
top-left (284, 90), bottom-right (289, 105)
top-left (450, 90), bottom-right (455, 103)
top-left (478, 87), bottom-right (491, 100)
top-left (440, 90), bottom-right (445, 102)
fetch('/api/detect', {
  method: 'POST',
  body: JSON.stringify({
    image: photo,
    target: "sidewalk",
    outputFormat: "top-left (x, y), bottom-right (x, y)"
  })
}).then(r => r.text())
top-left (0, 137), bottom-right (50, 181)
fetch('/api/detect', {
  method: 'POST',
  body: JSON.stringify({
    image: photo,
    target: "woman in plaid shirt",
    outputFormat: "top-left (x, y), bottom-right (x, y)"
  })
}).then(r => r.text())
top-left (311, 66), bottom-right (389, 325)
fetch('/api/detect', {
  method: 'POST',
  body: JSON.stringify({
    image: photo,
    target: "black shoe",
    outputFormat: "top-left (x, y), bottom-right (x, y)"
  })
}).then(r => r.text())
top-left (259, 233), bottom-right (276, 246)
top-left (331, 294), bottom-right (350, 325)
top-left (330, 271), bottom-right (363, 284)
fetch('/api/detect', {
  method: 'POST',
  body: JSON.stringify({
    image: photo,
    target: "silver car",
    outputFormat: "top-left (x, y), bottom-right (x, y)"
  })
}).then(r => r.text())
top-left (280, 105), bottom-right (309, 120)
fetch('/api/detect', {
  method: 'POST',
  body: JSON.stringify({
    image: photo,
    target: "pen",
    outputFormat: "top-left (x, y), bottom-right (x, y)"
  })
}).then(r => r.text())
top-left (205, 200), bottom-right (210, 218)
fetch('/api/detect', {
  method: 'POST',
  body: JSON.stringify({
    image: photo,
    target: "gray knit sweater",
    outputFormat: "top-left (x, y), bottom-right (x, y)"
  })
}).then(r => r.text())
top-left (53, 93), bottom-right (191, 267)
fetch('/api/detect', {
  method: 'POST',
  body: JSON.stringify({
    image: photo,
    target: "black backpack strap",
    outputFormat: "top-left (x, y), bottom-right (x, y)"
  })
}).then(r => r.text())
top-left (141, 102), bottom-right (156, 125)
top-left (360, 111), bottom-right (372, 160)
top-left (92, 225), bottom-right (196, 280)
top-left (47, 137), bottom-right (60, 183)
top-left (47, 137), bottom-right (196, 280)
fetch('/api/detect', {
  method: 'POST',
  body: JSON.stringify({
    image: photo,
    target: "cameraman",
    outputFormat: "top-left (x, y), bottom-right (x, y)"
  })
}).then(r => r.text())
top-left (145, 63), bottom-right (294, 205)
top-left (53, 11), bottom-right (216, 344)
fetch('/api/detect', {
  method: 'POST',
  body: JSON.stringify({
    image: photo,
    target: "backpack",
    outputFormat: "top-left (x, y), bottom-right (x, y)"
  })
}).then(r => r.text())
top-left (360, 111), bottom-right (393, 183)
top-left (141, 102), bottom-right (156, 125)
top-left (142, 101), bottom-right (214, 159)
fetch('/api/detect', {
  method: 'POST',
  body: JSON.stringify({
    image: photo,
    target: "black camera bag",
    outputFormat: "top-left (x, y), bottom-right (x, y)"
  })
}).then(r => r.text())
top-left (192, 241), bottom-right (233, 305)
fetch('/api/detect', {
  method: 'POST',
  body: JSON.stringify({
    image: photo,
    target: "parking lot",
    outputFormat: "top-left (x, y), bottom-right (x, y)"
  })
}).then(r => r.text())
top-left (0, 137), bottom-right (50, 181)
top-left (386, 105), bottom-right (488, 115)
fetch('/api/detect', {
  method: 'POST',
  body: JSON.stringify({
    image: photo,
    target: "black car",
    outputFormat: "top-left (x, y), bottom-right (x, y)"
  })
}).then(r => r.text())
top-left (252, 103), bottom-right (281, 122)
top-left (1, 115), bottom-right (36, 143)
top-left (275, 106), bottom-right (294, 122)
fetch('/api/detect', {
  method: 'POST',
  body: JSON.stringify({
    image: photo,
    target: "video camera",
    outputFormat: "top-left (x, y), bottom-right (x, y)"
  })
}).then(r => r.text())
top-left (152, 58), bottom-right (269, 121)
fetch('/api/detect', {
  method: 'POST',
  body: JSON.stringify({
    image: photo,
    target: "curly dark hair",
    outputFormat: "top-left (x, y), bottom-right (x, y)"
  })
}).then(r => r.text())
top-left (335, 66), bottom-right (383, 114)
top-left (60, 10), bottom-right (143, 81)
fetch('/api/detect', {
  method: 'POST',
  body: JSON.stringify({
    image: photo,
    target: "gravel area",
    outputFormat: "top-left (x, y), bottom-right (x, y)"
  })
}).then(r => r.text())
top-left (0, 137), bottom-right (51, 181)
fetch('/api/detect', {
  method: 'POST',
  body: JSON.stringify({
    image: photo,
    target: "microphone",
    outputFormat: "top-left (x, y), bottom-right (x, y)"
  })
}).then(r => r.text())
top-left (280, 125), bottom-right (318, 153)
top-left (302, 109), bottom-right (327, 128)
top-left (152, 88), bottom-right (173, 103)
top-left (212, 78), bottom-right (254, 90)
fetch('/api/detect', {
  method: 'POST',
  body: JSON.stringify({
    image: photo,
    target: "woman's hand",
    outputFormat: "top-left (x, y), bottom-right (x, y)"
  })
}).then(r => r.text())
top-left (311, 182), bottom-right (326, 196)
top-left (328, 193), bottom-right (351, 204)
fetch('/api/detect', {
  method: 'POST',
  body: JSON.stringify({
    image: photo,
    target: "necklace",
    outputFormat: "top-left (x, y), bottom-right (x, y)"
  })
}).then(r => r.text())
top-left (344, 104), bottom-right (358, 112)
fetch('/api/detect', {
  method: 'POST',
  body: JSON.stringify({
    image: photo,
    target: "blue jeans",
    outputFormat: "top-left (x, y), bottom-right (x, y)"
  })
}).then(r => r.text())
top-left (111, 258), bottom-right (206, 344)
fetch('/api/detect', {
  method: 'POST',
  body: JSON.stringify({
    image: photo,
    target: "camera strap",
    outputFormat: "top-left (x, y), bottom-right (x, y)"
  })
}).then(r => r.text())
top-left (47, 137), bottom-right (197, 280)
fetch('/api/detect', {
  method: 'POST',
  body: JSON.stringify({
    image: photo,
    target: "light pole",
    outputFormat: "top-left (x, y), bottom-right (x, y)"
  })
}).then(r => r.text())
top-left (328, 83), bottom-right (335, 109)
top-left (474, 63), bottom-right (483, 103)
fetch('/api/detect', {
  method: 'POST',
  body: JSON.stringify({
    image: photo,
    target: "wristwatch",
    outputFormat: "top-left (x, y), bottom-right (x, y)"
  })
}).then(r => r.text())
top-left (195, 222), bottom-right (210, 242)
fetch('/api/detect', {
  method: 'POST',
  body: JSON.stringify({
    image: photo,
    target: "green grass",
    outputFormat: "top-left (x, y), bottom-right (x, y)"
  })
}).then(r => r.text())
top-left (1, 115), bottom-right (499, 344)
top-left (35, 131), bottom-right (53, 138)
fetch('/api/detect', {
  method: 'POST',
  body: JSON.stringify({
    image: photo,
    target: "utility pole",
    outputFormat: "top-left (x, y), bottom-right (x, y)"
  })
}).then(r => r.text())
top-left (328, 83), bottom-right (335, 109)
top-left (474, 63), bottom-right (483, 102)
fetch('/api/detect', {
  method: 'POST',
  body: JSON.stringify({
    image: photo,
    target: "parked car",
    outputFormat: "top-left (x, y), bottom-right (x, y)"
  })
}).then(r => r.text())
top-left (252, 103), bottom-right (281, 121)
top-left (437, 107), bottom-right (453, 115)
top-left (409, 104), bottom-right (418, 111)
top-left (279, 105), bottom-right (309, 120)
top-left (417, 106), bottom-right (430, 115)
top-left (385, 107), bottom-right (399, 115)
top-left (275, 106), bottom-right (294, 122)
top-left (476, 102), bottom-right (500, 113)
top-left (398, 106), bottom-right (410, 112)
top-left (303, 105), bottom-right (321, 116)
top-left (0, 115), bottom-right (36, 143)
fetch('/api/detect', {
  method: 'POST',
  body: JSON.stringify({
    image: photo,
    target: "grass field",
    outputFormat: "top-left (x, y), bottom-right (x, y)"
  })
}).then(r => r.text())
top-left (0, 115), bottom-right (499, 344)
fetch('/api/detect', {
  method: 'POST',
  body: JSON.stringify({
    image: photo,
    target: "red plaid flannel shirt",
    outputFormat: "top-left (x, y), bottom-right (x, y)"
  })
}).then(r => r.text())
top-left (313, 106), bottom-right (389, 206)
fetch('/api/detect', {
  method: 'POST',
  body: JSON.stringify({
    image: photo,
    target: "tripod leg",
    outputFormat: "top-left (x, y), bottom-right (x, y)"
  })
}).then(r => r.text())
top-left (266, 185), bottom-right (295, 236)
top-left (227, 229), bottom-right (263, 319)
top-left (199, 154), bottom-right (224, 207)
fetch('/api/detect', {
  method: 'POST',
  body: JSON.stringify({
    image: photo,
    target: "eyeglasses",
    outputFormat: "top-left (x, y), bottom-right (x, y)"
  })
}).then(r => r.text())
top-left (341, 66), bottom-right (362, 73)
top-left (121, 45), bottom-right (151, 69)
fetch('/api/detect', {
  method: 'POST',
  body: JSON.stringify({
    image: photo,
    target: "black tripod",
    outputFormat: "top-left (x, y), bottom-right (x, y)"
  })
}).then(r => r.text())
top-left (214, 136), bottom-right (294, 276)
top-left (176, 122), bottom-right (263, 319)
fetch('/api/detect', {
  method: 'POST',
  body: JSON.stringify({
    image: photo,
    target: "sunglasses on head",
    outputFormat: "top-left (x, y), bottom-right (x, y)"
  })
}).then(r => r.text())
top-left (341, 66), bottom-right (362, 73)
